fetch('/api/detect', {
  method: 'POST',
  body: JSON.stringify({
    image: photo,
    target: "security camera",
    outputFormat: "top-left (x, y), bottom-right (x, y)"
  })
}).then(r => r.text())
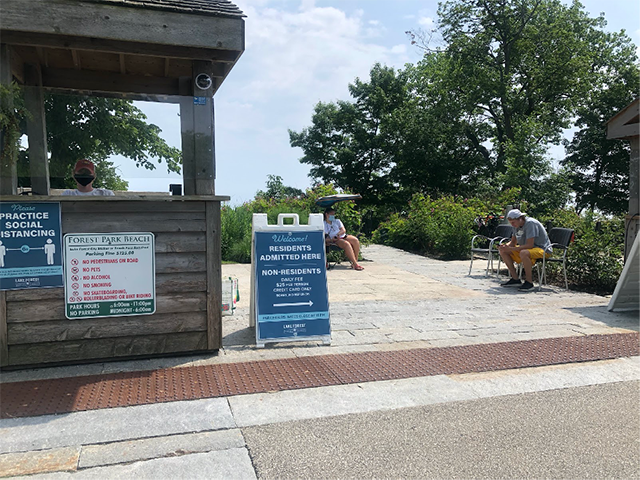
top-left (195, 73), bottom-right (212, 90)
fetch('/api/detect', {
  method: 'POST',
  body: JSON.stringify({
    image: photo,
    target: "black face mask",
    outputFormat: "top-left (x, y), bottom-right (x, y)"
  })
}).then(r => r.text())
top-left (74, 175), bottom-right (95, 187)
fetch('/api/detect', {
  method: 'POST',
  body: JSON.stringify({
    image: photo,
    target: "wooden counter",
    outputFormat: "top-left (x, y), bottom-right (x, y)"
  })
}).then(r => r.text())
top-left (0, 195), bottom-right (229, 368)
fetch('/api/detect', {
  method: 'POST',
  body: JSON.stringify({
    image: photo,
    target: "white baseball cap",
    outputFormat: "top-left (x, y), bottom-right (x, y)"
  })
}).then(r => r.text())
top-left (506, 209), bottom-right (526, 219)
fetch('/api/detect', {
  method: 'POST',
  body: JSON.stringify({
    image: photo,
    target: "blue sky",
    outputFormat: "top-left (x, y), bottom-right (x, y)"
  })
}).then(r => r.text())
top-left (114, 0), bottom-right (640, 204)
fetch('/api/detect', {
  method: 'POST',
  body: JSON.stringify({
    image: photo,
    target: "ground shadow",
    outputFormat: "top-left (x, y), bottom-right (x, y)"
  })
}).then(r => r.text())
top-left (564, 305), bottom-right (639, 331)
top-left (223, 326), bottom-right (255, 346)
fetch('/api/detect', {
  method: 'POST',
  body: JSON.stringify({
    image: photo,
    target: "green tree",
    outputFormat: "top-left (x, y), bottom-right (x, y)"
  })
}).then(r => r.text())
top-left (255, 174), bottom-right (304, 200)
top-left (289, 64), bottom-right (408, 207)
top-left (19, 94), bottom-right (181, 190)
top-left (413, 0), bottom-right (620, 197)
top-left (390, 60), bottom-right (494, 200)
top-left (562, 29), bottom-right (639, 214)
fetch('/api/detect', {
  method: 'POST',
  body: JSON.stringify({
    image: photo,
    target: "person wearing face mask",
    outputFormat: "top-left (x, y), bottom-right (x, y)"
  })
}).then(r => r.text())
top-left (323, 206), bottom-right (364, 271)
top-left (62, 159), bottom-right (115, 196)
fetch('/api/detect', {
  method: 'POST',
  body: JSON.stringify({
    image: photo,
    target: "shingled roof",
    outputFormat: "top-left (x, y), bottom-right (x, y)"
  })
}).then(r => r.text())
top-left (80, 0), bottom-right (245, 18)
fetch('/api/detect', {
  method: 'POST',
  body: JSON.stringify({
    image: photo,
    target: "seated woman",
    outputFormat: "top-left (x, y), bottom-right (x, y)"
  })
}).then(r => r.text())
top-left (323, 207), bottom-right (364, 271)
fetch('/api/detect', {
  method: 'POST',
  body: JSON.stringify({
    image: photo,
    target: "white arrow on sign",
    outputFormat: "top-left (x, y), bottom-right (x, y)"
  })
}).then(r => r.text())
top-left (273, 301), bottom-right (314, 307)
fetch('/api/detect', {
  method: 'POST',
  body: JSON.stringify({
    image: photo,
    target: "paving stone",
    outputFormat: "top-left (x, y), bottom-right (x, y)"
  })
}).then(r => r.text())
top-left (220, 346), bottom-right (298, 363)
top-left (0, 447), bottom-right (80, 477)
top-left (326, 329), bottom-right (356, 345)
top-left (381, 327), bottom-right (430, 342)
top-left (342, 329), bottom-right (394, 345)
top-left (292, 343), bottom-right (377, 357)
top-left (78, 429), bottom-right (245, 468)
top-left (452, 357), bottom-right (640, 397)
top-left (0, 398), bottom-right (235, 455)
top-left (20, 448), bottom-right (257, 480)
top-left (411, 329), bottom-right (464, 340)
top-left (229, 376), bottom-right (475, 428)
top-left (331, 322), bottom-right (377, 330)
top-left (372, 340), bottom-right (432, 352)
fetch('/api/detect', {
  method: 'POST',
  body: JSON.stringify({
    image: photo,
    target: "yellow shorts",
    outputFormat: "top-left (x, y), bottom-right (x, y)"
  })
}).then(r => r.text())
top-left (510, 247), bottom-right (549, 265)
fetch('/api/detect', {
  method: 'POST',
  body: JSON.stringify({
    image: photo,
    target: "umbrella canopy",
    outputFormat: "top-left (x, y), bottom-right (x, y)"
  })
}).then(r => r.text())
top-left (315, 194), bottom-right (362, 208)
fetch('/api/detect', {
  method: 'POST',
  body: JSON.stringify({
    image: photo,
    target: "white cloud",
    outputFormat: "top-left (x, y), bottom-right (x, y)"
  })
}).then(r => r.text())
top-left (233, 3), bottom-right (408, 110)
top-left (418, 16), bottom-right (434, 28)
top-left (390, 44), bottom-right (407, 55)
top-left (299, 0), bottom-right (315, 12)
top-left (118, 1), bottom-right (413, 201)
top-left (206, 2), bottom-right (413, 203)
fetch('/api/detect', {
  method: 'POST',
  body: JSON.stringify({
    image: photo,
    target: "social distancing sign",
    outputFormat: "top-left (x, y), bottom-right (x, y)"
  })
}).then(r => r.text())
top-left (0, 202), bottom-right (63, 290)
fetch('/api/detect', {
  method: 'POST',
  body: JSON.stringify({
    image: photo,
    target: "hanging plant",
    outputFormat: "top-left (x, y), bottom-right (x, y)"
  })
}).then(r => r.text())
top-left (0, 81), bottom-right (28, 167)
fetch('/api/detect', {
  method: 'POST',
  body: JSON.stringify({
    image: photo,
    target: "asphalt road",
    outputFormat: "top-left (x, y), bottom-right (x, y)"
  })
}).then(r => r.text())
top-left (243, 380), bottom-right (640, 479)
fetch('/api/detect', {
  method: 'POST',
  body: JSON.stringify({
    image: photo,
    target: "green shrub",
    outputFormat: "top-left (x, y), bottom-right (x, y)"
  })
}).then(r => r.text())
top-left (372, 194), bottom-right (624, 293)
top-left (373, 194), bottom-right (478, 259)
top-left (371, 213), bottom-right (412, 249)
top-left (539, 209), bottom-right (624, 293)
top-left (221, 204), bottom-right (252, 262)
top-left (228, 235), bottom-right (252, 263)
top-left (220, 184), bottom-right (364, 263)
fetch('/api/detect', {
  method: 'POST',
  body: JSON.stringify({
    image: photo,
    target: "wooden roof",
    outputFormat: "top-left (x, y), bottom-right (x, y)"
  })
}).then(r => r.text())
top-left (1, 0), bottom-right (245, 100)
top-left (83, 0), bottom-right (245, 18)
top-left (607, 98), bottom-right (639, 140)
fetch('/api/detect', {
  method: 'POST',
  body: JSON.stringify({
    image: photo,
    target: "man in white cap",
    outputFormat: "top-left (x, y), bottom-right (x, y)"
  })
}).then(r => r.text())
top-left (497, 209), bottom-right (551, 291)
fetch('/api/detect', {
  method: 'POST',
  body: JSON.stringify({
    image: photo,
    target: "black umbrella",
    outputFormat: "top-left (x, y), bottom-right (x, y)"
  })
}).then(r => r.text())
top-left (315, 194), bottom-right (362, 208)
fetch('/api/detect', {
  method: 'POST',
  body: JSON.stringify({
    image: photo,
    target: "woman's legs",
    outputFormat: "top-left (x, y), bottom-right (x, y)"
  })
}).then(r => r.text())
top-left (334, 236), bottom-right (363, 269)
top-left (345, 235), bottom-right (360, 260)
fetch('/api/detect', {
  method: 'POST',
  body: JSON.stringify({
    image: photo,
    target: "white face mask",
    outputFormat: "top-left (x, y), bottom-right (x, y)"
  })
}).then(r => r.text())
top-left (328, 215), bottom-right (336, 222)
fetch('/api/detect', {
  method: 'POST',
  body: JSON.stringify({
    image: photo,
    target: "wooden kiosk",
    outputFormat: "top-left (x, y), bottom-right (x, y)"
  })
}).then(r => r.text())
top-left (0, 0), bottom-right (245, 368)
top-left (607, 98), bottom-right (640, 262)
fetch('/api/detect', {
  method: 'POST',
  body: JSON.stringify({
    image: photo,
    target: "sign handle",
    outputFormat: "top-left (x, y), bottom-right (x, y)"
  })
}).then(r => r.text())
top-left (277, 214), bottom-right (299, 226)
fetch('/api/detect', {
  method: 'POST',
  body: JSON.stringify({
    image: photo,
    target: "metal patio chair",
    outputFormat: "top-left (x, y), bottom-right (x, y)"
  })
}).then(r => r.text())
top-left (469, 224), bottom-right (513, 276)
top-left (537, 227), bottom-right (574, 291)
top-left (325, 243), bottom-right (344, 270)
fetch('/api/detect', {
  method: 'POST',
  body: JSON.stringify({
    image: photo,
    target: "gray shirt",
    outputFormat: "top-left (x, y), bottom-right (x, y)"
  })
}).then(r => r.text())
top-left (515, 217), bottom-right (551, 252)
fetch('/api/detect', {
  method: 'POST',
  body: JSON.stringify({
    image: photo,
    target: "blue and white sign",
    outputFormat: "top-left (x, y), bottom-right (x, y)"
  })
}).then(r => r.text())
top-left (252, 214), bottom-right (330, 346)
top-left (0, 202), bottom-right (63, 290)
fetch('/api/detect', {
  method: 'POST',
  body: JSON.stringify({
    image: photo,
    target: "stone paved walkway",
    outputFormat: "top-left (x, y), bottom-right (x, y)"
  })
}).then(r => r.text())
top-left (2, 244), bottom-right (637, 384)
top-left (0, 245), bottom-right (638, 479)
top-left (218, 244), bottom-right (637, 360)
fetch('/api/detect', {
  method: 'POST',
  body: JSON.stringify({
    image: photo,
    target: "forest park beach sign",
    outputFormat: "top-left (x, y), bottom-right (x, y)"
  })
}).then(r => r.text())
top-left (64, 233), bottom-right (155, 319)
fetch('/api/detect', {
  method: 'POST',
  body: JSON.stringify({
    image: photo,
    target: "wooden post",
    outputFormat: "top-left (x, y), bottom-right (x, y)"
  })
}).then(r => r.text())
top-left (180, 61), bottom-right (216, 196)
top-left (626, 137), bottom-right (640, 262)
top-left (193, 61), bottom-right (215, 196)
top-left (629, 136), bottom-right (639, 217)
top-left (179, 76), bottom-right (196, 195)
top-left (0, 44), bottom-right (17, 195)
top-left (194, 94), bottom-right (215, 195)
top-left (0, 291), bottom-right (7, 367)
top-left (24, 63), bottom-right (50, 195)
top-left (205, 201), bottom-right (222, 349)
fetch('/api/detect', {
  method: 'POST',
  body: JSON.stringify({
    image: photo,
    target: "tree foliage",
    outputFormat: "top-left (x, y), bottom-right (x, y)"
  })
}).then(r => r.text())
top-left (289, 64), bottom-right (408, 207)
top-left (19, 94), bottom-right (181, 190)
top-left (562, 28), bottom-right (639, 214)
top-left (291, 0), bottom-right (637, 216)
top-left (430, 0), bottom-right (614, 195)
top-left (255, 174), bottom-right (304, 200)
